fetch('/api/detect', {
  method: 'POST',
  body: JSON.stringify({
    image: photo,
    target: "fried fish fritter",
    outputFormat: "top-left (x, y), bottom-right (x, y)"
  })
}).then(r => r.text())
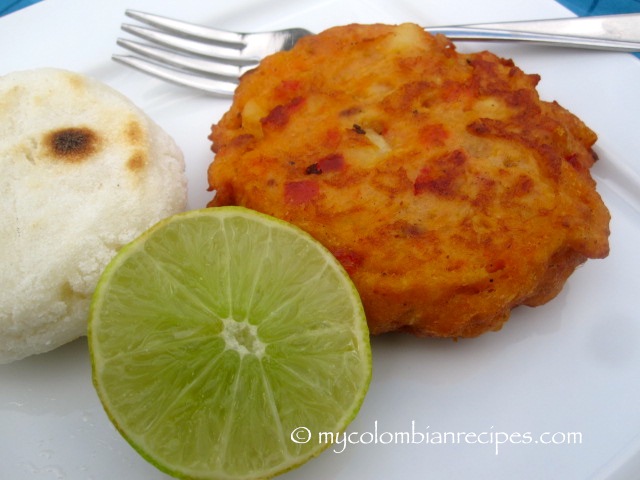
top-left (207, 23), bottom-right (610, 337)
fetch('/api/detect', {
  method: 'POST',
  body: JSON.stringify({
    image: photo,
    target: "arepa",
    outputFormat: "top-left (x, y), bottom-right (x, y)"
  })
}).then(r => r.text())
top-left (0, 68), bottom-right (187, 364)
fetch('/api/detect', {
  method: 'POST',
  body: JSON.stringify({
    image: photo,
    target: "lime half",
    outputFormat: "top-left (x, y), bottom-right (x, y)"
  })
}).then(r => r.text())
top-left (88, 207), bottom-right (371, 480)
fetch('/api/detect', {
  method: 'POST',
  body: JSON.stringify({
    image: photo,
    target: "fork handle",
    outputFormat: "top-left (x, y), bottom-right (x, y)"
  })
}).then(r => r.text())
top-left (427, 13), bottom-right (640, 52)
top-left (459, 13), bottom-right (640, 41)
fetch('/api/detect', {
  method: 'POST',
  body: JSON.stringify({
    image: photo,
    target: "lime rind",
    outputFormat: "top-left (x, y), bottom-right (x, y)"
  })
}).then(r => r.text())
top-left (89, 206), bottom-right (371, 480)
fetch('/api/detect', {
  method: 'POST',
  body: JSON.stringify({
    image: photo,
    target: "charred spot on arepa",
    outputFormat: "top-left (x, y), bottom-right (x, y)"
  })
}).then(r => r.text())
top-left (62, 70), bottom-right (88, 92)
top-left (43, 127), bottom-right (99, 163)
top-left (126, 151), bottom-right (147, 172)
top-left (125, 119), bottom-right (146, 144)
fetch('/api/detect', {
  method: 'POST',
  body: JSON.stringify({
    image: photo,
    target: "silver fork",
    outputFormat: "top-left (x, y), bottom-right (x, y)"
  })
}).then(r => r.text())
top-left (113, 10), bottom-right (640, 96)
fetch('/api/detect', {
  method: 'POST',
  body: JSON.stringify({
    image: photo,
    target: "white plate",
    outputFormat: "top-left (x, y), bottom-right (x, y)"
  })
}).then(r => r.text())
top-left (1, 0), bottom-right (640, 479)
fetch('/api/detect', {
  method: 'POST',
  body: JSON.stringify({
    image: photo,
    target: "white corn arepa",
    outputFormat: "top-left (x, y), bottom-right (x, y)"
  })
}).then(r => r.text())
top-left (0, 68), bottom-right (187, 364)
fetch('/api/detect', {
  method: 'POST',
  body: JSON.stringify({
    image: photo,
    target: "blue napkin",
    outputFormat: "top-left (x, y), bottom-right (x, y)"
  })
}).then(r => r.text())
top-left (556, 0), bottom-right (640, 57)
top-left (555, 0), bottom-right (640, 16)
top-left (0, 0), bottom-right (41, 16)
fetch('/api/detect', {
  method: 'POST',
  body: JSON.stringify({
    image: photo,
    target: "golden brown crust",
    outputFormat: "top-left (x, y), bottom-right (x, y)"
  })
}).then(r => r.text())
top-left (207, 23), bottom-right (610, 337)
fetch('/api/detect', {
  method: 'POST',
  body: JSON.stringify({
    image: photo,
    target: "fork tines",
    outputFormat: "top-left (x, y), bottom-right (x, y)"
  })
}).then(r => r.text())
top-left (113, 10), bottom-right (255, 95)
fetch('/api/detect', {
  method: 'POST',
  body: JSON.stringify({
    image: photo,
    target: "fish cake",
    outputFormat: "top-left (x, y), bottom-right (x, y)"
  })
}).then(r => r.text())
top-left (207, 23), bottom-right (610, 337)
